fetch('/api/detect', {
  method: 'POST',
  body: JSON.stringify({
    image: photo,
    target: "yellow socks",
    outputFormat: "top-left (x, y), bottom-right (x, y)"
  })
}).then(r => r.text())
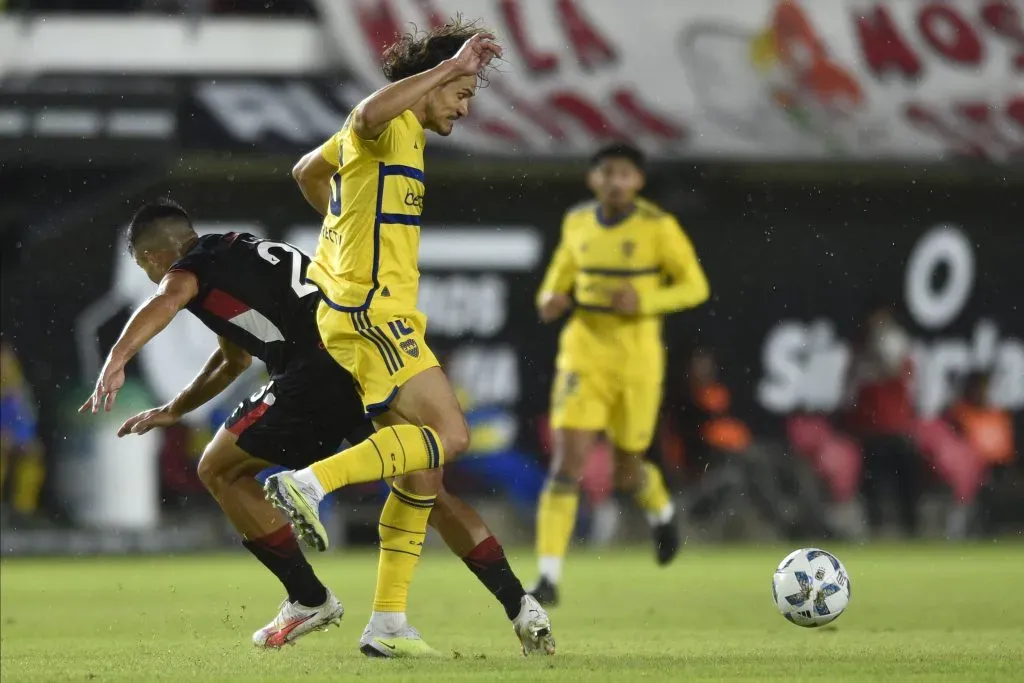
top-left (372, 484), bottom-right (435, 613)
top-left (635, 461), bottom-right (674, 524)
top-left (535, 479), bottom-right (579, 583)
top-left (310, 425), bottom-right (443, 493)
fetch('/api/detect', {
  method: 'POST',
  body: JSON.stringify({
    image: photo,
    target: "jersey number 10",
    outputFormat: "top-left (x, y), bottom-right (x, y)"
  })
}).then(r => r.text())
top-left (329, 147), bottom-right (344, 216)
top-left (329, 172), bottom-right (342, 216)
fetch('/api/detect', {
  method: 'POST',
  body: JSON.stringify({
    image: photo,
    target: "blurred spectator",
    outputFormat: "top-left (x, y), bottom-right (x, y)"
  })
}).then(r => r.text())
top-left (945, 371), bottom-right (1017, 534)
top-left (846, 300), bottom-right (921, 536)
top-left (0, 342), bottom-right (46, 524)
top-left (675, 347), bottom-right (752, 478)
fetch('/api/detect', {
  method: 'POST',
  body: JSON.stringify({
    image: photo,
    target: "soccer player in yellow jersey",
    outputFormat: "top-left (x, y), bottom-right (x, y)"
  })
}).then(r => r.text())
top-left (263, 20), bottom-right (554, 657)
top-left (530, 143), bottom-right (710, 606)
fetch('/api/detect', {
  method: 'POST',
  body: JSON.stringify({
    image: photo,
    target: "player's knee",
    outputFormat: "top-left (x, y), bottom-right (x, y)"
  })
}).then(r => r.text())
top-left (396, 468), bottom-right (443, 497)
top-left (613, 466), bottom-right (641, 492)
top-left (196, 448), bottom-right (225, 493)
top-left (546, 471), bottom-right (580, 492)
top-left (549, 447), bottom-right (585, 482)
top-left (436, 419), bottom-right (470, 461)
top-left (196, 445), bottom-right (245, 495)
top-left (612, 451), bottom-right (643, 491)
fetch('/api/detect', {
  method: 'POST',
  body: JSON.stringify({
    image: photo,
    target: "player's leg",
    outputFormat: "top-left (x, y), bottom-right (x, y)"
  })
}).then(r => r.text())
top-left (608, 378), bottom-right (679, 566)
top-left (611, 447), bottom-right (678, 564)
top-left (210, 394), bottom-right (343, 647)
top-left (350, 369), bottom-right (470, 658)
top-left (358, 464), bottom-right (442, 658)
top-left (530, 369), bottom-right (611, 605)
top-left (530, 427), bottom-right (594, 605)
top-left (264, 310), bottom-right (461, 550)
top-left (311, 362), bottom-right (468, 486)
top-left (429, 487), bottom-right (555, 656)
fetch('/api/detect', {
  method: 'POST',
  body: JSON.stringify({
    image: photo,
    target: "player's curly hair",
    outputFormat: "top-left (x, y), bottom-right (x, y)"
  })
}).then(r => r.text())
top-left (127, 199), bottom-right (194, 256)
top-left (380, 15), bottom-right (493, 83)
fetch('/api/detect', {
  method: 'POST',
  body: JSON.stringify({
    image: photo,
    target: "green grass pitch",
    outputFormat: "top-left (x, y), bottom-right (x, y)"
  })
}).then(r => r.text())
top-left (2, 543), bottom-right (1022, 681)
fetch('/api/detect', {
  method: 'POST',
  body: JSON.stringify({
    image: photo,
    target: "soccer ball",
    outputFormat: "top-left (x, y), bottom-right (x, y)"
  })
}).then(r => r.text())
top-left (772, 548), bottom-right (851, 627)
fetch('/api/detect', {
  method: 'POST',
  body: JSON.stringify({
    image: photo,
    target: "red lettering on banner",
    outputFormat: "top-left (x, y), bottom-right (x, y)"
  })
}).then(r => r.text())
top-left (357, 0), bottom-right (403, 57)
top-left (1009, 96), bottom-right (1024, 132)
top-left (855, 6), bottom-right (923, 79)
top-left (548, 92), bottom-right (628, 141)
top-left (492, 82), bottom-right (567, 141)
top-left (411, 0), bottom-right (446, 30)
top-left (918, 3), bottom-right (983, 66)
top-left (476, 118), bottom-right (529, 146)
top-left (905, 98), bottom-right (1024, 160)
top-left (500, 0), bottom-right (558, 74)
top-left (982, 1), bottom-right (1024, 70)
top-left (612, 89), bottom-right (686, 141)
top-left (958, 102), bottom-right (1012, 153)
top-left (905, 103), bottom-right (986, 158)
top-left (557, 0), bottom-right (617, 70)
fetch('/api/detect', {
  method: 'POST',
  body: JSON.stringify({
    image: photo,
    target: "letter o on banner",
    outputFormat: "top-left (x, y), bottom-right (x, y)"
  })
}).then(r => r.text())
top-left (905, 224), bottom-right (974, 330)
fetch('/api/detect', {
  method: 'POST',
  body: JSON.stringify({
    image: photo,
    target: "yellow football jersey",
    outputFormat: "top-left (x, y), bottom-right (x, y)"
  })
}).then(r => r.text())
top-left (306, 109), bottom-right (426, 313)
top-left (537, 199), bottom-right (709, 379)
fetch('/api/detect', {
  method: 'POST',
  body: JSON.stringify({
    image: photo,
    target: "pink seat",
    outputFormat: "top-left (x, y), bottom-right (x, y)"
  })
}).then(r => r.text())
top-left (787, 415), bottom-right (862, 502)
top-left (914, 420), bottom-right (987, 503)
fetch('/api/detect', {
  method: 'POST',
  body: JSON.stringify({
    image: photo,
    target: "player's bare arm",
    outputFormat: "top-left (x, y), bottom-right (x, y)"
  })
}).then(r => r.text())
top-left (80, 269), bottom-right (198, 414)
top-left (538, 292), bottom-right (572, 323)
top-left (353, 31), bottom-right (501, 140)
top-left (292, 148), bottom-right (335, 217)
top-left (118, 336), bottom-right (252, 437)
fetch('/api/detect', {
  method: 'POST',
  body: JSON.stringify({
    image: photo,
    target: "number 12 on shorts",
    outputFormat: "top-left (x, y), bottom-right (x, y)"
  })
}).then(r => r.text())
top-left (387, 320), bottom-right (415, 339)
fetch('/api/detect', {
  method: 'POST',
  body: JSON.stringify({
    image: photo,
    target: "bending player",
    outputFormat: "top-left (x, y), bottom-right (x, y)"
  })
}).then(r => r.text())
top-left (81, 201), bottom-right (552, 655)
top-left (263, 19), bottom-right (554, 657)
top-left (530, 143), bottom-right (710, 606)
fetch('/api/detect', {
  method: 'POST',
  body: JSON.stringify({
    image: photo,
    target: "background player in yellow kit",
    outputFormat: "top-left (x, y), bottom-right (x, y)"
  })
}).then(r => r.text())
top-left (264, 20), bottom-right (554, 657)
top-left (530, 143), bottom-right (710, 606)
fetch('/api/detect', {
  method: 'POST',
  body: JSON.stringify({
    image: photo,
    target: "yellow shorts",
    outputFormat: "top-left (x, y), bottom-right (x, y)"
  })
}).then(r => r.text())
top-left (316, 302), bottom-right (439, 415)
top-left (549, 368), bottom-right (663, 453)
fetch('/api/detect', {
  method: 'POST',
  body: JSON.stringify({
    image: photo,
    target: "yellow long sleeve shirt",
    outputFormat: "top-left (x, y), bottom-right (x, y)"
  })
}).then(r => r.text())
top-left (537, 198), bottom-right (709, 381)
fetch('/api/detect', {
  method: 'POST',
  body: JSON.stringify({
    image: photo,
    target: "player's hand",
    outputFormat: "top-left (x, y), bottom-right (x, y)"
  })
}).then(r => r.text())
top-left (117, 405), bottom-right (180, 437)
top-left (446, 32), bottom-right (503, 78)
top-left (538, 292), bottom-right (572, 323)
top-left (79, 361), bottom-right (126, 414)
top-left (610, 283), bottom-right (641, 315)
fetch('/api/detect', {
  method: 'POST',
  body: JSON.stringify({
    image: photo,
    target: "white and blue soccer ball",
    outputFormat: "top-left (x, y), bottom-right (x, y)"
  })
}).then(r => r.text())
top-left (772, 548), bottom-right (851, 628)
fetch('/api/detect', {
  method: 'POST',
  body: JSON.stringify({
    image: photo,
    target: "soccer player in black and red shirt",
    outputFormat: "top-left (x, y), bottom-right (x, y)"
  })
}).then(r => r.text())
top-left (81, 200), bottom-right (553, 655)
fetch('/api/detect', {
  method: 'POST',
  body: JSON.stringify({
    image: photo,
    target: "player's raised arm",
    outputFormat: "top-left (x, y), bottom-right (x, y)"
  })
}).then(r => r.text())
top-left (536, 217), bottom-right (577, 323)
top-left (353, 31), bottom-right (501, 141)
top-left (639, 217), bottom-right (710, 315)
top-left (80, 270), bottom-right (198, 414)
top-left (117, 336), bottom-right (252, 437)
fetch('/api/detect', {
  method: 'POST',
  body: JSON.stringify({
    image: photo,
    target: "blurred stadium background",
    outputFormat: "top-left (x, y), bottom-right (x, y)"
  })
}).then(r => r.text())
top-left (0, 0), bottom-right (1022, 679)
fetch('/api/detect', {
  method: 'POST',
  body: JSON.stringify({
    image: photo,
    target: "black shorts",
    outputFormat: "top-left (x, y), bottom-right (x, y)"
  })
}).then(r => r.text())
top-left (224, 350), bottom-right (374, 469)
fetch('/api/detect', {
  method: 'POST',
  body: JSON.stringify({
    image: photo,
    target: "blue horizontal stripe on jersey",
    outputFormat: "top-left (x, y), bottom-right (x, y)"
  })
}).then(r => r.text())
top-left (580, 267), bottom-right (661, 276)
top-left (379, 213), bottom-right (421, 226)
top-left (382, 164), bottom-right (425, 182)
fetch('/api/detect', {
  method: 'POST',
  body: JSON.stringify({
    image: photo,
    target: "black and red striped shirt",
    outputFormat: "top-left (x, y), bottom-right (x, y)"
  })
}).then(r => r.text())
top-left (171, 233), bottom-right (321, 376)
